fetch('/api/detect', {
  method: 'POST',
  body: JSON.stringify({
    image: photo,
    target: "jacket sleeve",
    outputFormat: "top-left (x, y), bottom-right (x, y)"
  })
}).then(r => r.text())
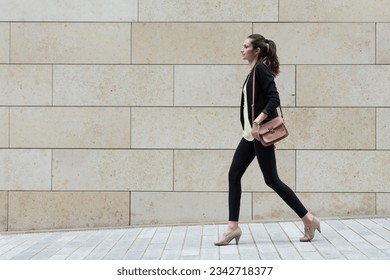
top-left (257, 63), bottom-right (280, 116)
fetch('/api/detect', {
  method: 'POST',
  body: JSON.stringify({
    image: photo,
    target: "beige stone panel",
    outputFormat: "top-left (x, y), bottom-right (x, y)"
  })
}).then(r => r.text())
top-left (174, 150), bottom-right (233, 192)
top-left (253, 23), bottom-right (375, 64)
top-left (280, 0), bottom-right (390, 22)
top-left (0, 108), bottom-right (8, 147)
top-left (253, 192), bottom-right (375, 220)
top-left (53, 65), bottom-right (173, 106)
top-left (0, 0), bottom-right (137, 21)
top-left (174, 65), bottom-right (247, 106)
top-left (53, 149), bottom-right (173, 191)
top-left (174, 65), bottom-right (295, 107)
top-left (131, 107), bottom-right (241, 149)
top-left (11, 23), bottom-right (131, 64)
top-left (377, 24), bottom-right (390, 64)
top-left (132, 23), bottom-right (252, 64)
top-left (299, 193), bottom-right (376, 217)
top-left (131, 192), bottom-right (251, 225)
top-left (0, 65), bottom-right (52, 106)
top-left (0, 192), bottom-right (7, 231)
top-left (8, 191), bottom-right (129, 231)
top-left (297, 65), bottom-right (390, 107)
top-left (10, 107), bottom-right (130, 148)
top-left (297, 151), bottom-right (390, 193)
top-left (140, 0), bottom-right (277, 22)
top-left (277, 65), bottom-right (296, 107)
top-left (0, 149), bottom-right (51, 191)
top-left (377, 193), bottom-right (390, 216)
top-left (0, 23), bottom-right (8, 63)
top-left (377, 108), bottom-right (390, 150)
top-left (280, 108), bottom-right (375, 150)
top-left (174, 150), bottom-right (295, 192)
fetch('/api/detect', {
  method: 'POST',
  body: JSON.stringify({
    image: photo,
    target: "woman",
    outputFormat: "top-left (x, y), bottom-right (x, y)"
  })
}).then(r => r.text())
top-left (214, 34), bottom-right (320, 246)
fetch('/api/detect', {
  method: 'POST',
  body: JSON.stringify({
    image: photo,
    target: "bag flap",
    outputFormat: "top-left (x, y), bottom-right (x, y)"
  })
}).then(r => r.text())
top-left (259, 117), bottom-right (285, 135)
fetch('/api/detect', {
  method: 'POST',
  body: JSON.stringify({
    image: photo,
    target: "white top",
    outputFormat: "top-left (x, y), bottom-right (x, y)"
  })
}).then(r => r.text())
top-left (242, 79), bottom-right (254, 142)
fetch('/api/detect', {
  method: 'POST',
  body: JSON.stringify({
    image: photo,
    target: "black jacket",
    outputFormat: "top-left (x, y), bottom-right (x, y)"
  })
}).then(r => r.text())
top-left (240, 63), bottom-right (280, 129)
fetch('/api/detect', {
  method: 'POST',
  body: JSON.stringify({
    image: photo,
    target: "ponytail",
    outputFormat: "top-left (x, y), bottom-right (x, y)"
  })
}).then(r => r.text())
top-left (264, 39), bottom-right (279, 77)
top-left (247, 34), bottom-right (280, 77)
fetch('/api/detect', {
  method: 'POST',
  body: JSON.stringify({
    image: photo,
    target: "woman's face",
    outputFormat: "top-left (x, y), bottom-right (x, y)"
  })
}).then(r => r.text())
top-left (241, 38), bottom-right (259, 63)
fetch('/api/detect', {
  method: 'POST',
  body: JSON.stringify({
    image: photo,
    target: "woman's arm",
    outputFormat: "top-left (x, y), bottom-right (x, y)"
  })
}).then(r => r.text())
top-left (251, 64), bottom-right (280, 140)
top-left (258, 63), bottom-right (280, 117)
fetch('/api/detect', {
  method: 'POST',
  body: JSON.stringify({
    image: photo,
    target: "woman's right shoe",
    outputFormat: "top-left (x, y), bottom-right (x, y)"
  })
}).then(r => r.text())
top-left (214, 227), bottom-right (242, 246)
top-left (300, 216), bottom-right (321, 242)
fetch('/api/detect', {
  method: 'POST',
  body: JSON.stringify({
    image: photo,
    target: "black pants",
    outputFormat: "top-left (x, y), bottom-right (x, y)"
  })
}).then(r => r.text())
top-left (228, 138), bottom-right (308, 221)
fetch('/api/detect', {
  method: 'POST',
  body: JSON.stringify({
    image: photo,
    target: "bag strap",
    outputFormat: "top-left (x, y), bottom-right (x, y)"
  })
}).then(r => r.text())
top-left (251, 66), bottom-right (256, 124)
top-left (251, 64), bottom-right (283, 124)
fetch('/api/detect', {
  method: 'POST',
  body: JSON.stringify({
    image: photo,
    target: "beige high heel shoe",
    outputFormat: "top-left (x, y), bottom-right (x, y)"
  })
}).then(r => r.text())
top-left (300, 216), bottom-right (321, 242)
top-left (214, 227), bottom-right (242, 246)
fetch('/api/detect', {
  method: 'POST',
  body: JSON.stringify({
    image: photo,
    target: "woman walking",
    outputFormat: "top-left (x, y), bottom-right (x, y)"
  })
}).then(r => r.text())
top-left (214, 34), bottom-right (320, 246)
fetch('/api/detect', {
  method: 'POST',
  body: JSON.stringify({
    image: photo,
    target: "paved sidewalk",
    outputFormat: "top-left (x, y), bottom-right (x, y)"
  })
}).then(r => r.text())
top-left (0, 217), bottom-right (389, 260)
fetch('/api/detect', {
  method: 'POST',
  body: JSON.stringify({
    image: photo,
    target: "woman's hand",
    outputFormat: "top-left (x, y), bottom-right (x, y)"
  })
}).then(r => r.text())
top-left (251, 122), bottom-right (261, 141)
top-left (252, 113), bottom-right (267, 141)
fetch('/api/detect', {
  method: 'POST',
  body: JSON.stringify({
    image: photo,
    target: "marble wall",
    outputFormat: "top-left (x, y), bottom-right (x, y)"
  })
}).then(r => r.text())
top-left (0, 0), bottom-right (389, 231)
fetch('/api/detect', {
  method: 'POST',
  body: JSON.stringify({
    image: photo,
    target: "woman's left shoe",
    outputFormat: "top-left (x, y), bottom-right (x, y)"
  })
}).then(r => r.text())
top-left (300, 216), bottom-right (321, 242)
top-left (214, 227), bottom-right (242, 246)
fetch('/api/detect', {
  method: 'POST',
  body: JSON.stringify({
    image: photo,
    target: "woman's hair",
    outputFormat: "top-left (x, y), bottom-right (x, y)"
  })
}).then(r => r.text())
top-left (248, 34), bottom-right (280, 77)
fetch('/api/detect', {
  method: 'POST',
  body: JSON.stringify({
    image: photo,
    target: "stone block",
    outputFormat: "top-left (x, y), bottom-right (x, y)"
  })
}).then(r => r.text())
top-left (131, 192), bottom-right (251, 225)
top-left (377, 193), bottom-right (390, 216)
top-left (131, 107), bottom-right (241, 149)
top-left (300, 193), bottom-right (376, 217)
top-left (377, 108), bottom-right (390, 150)
top-left (0, 108), bottom-right (8, 147)
top-left (0, 192), bottom-right (7, 231)
top-left (253, 23), bottom-right (375, 64)
top-left (0, 23), bottom-right (8, 63)
top-left (0, 149), bottom-right (51, 191)
top-left (174, 149), bottom-right (295, 192)
top-left (8, 191), bottom-right (129, 231)
top-left (280, 0), bottom-right (390, 22)
top-left (174, 150), bottom-right (232, 192)
top-left (132, 23), bottom-right (251, 64)
top-left (296, 151), bottom-right (390, 192)
top-left (0, 65), bottom-right (52, 106)
top-left (297, 65), bottom-right (390, 106)
top-left (280, 108), bottom-right (375, 150)
top-left (11, 23), bottom-right (131, 64)
top-left (377, 23), bottom-right (390, 64)
top-left (174, 65), bottom-right (247, 106)
top-left (174, 65), bottom-right (295, 107)
top-left (53, 65), bottom-right (173, 106)
top-left (139, 0), bottom-right (278, 22)
top-left (53, 149), bottom-right (173, 191)
top-left (10, 107), bottom-right (131, 148)
top-left (276, 65), bottom-right (296, 107)
top-left (253, 192), bottom-right (376, 220)
top-left (0, 0), bottom-right (138, 21)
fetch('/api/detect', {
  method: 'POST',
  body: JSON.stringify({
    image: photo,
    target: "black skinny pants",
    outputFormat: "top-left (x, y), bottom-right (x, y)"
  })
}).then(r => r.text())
top-left (228, 138), bottom-right (308, 221)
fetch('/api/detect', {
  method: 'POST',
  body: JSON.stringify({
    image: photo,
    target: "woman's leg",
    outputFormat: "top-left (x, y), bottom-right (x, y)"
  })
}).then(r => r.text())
top-left (253, 141), bottom-right (321, 241)
top-left (253, 141), bottom-right (308, 218)
top-left (228, 138), bottom-right (256, 224)
top-left (215, 138), bottom-right (255, 245)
